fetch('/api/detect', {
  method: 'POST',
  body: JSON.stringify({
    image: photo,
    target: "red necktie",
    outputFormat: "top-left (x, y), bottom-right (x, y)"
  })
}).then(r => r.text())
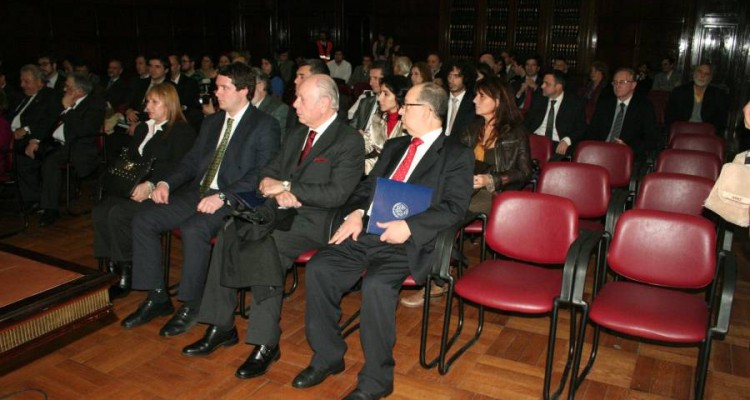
top-left (298, 130), bottom-right (317, 165)
top-left (391, 137), bottom-right (424, 182)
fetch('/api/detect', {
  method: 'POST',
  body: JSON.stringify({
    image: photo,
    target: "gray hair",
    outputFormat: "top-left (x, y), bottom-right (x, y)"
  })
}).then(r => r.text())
top-left (393, 56), bottom-right (413, 76)
top-left (417, 82), bottom-right (448, 122)
top-left (69, 72), bottom-right (93, 95)
top-left (312, 74), bottom-right (340, 111)
top-left (251, 66), bottom-right (270, 94)
top-left (20, 64), bottom-right (44, 82)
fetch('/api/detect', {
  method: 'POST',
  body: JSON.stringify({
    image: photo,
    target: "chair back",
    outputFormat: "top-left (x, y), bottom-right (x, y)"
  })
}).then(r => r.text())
top-left (635, 172), bottom-right (714, 216)
top-left (538, 162), bottom-right (611, 219)
top-left (669, 133), bottom-right (725, 162)
top-left (668, 121), bottom-right (716, 143)
top-left (487, 191), bottom-right (578, 265)
top-left (647, 91), bottom-right (670, 125)
top-left (573, 140), bottom-right (633, 188)
top-left (608, 209), bottom-right (716, 289)
top-left (528, 134), bottom-right (553, 170)
top-left (654, 148), bottom-right (721, 181)
top-left (351, 82), bottom-right (372, 102)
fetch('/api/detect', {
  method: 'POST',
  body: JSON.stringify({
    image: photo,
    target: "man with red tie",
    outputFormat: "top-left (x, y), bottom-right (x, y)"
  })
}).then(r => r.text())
top-left (512, 54), bottom-right (543, 116)
top-left (182, 74), bottom-right (364, 380)
top-left (291, 82), bottom-right (474, 400)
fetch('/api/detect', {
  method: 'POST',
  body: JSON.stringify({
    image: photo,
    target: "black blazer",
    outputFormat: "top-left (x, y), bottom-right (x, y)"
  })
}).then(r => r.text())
top-left (665, 83), bottom-right (728, 135)
top-left (445, 91), bottom-right (479, 138)
top-left (588, 93), bottom-right (659, 158)
top-left (260, 117), bottom-right (365, 242)
top-left (127, 120), bottom-right (197, 184)
top-left (104, 77), bottom-right (130, 113)
top-left (164, 105), bottom-right (280, 195)
top-left (349, 94), bottom-right (377, 132)
top-left (10, 87), bottom-right (59, 141)
top-left (343, 133), bottom-right (474, 284)
top-left (174, 74), bottom-right (200, 110)
top-left (58, 94), bottom-right (106, 176)
top-left (523, 91), bottom-right (587, 146)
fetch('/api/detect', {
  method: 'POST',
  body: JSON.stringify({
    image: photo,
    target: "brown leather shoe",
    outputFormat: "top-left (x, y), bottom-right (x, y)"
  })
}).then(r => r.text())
top-left (399, 282), bottom-right (447, 308)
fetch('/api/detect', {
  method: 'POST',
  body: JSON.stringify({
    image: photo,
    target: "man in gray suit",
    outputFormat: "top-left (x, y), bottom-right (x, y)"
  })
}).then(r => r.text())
top-left (251, 67), bottom-right (289, 141)
top-left (182, 74), bottom-right (364, 381)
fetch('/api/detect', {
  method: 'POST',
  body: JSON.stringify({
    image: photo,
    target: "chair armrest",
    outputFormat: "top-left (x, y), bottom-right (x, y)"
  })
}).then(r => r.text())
top-left (605, 189), bottom-right (629, 235)
top-left (561, 229), bottom-right (604, 304)
top-left (432, 220), bottom-right (464, 280)
top-left (712, 250), bottom-right (737, 336)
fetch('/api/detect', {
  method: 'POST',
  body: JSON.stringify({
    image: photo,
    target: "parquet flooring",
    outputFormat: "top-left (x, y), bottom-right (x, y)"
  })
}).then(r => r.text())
top-left (1, 205), bottom-right (749, 399)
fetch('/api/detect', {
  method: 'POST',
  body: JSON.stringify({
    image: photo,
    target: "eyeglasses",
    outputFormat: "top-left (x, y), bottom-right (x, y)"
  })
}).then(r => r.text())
top-left (611, 80), bottom-right (635, 86)
top-left (403, 103), bottom-right (427, 109)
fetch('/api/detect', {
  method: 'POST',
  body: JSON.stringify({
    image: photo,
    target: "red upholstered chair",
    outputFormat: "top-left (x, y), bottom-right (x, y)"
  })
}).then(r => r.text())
top-left (351, 82), bottom-right (372, 102)
top-left (668, 121), bottom-right (717, 144)
top-left (655, 149), bottom-right (722, 181)
top-left (529, 133), bottom-right (554, 171)
top-left (570, 209), bottom-right (736, 400)
top-left (635, 172), bottom-right (714, 216)
top-left (438, 191), bottom-right (599, 399)
top-left (648, 90), bottom-right (671, 126)
top-left (669, 133), bottom-right (726, 163)
top-left (573, 140), bottom-right (634, 190)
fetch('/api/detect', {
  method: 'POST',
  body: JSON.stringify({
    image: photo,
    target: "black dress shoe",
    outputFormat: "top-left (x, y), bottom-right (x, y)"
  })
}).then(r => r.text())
top-left (108, 261), bottom-right (132, 299)
top-left (121, 298), bottom-right (174, 328)
top-left (182, 325), bottom-right (239, 356)
top-left (342, 389), bottom-right (392, 400)
top-left (159, 304), bottom-right (200, 337)
top-left (235, 344), bottom-right (280, 379)
top-left (292, 362), bottom-right (345, 388)
top-left (38, 209), bottom-right (59, 227)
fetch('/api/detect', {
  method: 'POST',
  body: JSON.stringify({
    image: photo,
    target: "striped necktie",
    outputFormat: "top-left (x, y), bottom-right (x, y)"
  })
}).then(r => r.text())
top-left (200, 118), bottom-right (234, 195)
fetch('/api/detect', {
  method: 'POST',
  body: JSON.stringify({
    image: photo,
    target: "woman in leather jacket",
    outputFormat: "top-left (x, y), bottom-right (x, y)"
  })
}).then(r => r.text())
top-left (460, 76), bottom-right (532, 213)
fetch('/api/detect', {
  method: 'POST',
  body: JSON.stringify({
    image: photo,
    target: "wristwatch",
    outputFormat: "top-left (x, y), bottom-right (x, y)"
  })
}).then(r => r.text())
top-left (282, 181), bottom-right (291, 191)
top-left (217, 192), bottom-right (227, 203)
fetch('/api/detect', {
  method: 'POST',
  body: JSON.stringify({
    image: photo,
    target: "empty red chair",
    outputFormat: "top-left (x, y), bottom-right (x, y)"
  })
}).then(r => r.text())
top-left (655, 149), bottom-right (722, 181)
top-left (648, 90), bottom-right (670, 126)
top-left (529, 133), bottom-right (553, 171)
top-left (668, 121), bottom-right (716, 143)
top-left (573, 141), bottom-right (634, 189)
top-left (570, 209), bottom-right (736, 400)
top-left (670, 133), bottom-right (725, 162)
top-left (635, 172), bottom-right (714, 216)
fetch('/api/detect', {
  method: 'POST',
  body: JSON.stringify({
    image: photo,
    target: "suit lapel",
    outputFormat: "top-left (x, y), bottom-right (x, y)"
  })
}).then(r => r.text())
top-left (383, 137), bottom-right (411, 177)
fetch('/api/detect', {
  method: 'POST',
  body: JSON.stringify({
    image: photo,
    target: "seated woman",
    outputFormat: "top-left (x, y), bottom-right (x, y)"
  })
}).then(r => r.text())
top-left (410, 61), bottom-right (433, 86)
top-left (400, 77), bottom-right (531, 308)
top-left (362, 75), bottom-right (411, 174)
top-left (92, 83), bottom-right (197, 298)
top-left (260, 55), bottom-right (285, 99)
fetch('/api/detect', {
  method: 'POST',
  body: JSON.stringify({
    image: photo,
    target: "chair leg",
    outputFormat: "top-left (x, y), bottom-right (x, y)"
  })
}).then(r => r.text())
top-left (340, 309), bottom-right (361, 338)
top-left (283, 264), bottom-right (299, 298)
top-left (543, 299), bottom-right (580, 400)
top-left (694, 339), bottom-right (712, 400)
top-left (419, 275), bottom-right (452, 370)
top-left (439, 293), bottom-right (483, 375)
top-left (161, 232), bottom-right (175, 295)
top-left (236, 289), bottom-right (249, 319)
top-left (570, 313), bottom-right (600, 395)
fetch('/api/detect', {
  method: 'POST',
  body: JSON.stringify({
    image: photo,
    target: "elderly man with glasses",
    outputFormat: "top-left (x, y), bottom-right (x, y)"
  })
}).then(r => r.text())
top-left (588, 67), bottom-right (659, 160)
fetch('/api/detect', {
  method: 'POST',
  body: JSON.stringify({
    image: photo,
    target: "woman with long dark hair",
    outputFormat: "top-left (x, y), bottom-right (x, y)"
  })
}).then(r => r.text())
top-left (362, 75), bottom-right (411, 174)
top-left (260, 55), bottom-right (285, 99)
top-left (92, 83), bottom-right (197, 298)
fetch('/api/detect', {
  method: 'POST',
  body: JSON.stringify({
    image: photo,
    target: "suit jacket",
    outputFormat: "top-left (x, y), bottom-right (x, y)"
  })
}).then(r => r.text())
top-left (523, 91), bottom-right (587, 147)
top-left (349, 94), bottom-right (378, 132)
top-left (260, 117), bottom-right (364, 243)
top-left (257, 95), bottom-right (289, 140)
top-left (127, 120), bottom-right (197, 184)
top-left (173, 74), bottom-right (200, 111)
top-left (104, 77), bottom-right (130, 113)
top-left (10, 87), bottom-right (59, 141)
top-left (164, 105), bottom-right (280, 195)
top-left (446, 92), bottom-right (478, 138)
top-left (652, 71), bottom-right (682, 92)
top-left (588, 93), bottom-right (659, 159)
top-left (511, 75), bottom-right (543, 112)
top-left (342, 133), bottom-right (474, 284)
top-left (665, 83), bottom-right (728, 135)
top-left (57, 94), bottom-right (106, 176)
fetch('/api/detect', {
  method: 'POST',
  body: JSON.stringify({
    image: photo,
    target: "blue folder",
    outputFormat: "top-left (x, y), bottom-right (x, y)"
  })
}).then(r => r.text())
top-left (231, 191), bottom-right (266, 209)
top-left (366, 177), bottom-right (433, 235)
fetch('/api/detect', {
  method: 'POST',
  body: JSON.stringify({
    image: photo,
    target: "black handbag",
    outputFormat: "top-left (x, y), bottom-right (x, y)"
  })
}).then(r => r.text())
top-left (103, 149), bottom-right (154, 198)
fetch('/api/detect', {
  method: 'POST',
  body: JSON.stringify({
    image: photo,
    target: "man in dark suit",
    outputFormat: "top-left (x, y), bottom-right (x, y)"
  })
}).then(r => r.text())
top-left (122, 63), bottom-right (281, 337)
top-left (349, 61), bottom-right (390, 132)
top-left (11, 64), bottom-right (59, 210)
top-left (524, 70), bottom-right (586, 158)
top-left (32, 73), bottom-right (105, 226)
top-left (168, 54), bottom-right (202, 132)
top-left (513, 54), bottom-right (543, 116)
top-left (589, 67), bottom-right (659, 160)
top-left (182, 74), bottom-right (364, 381)
top-left (125, 54), bottom-right (172, 135)
top-left (103, 59), bottom-right (129, 113)
top-left (665, 63), bottom-right (728, 136)
top-left (291, 82), bottom-right (474, 400)
top-left (251, 67), bottom-right (289, 138)
top-left (38, 54), bottom-right (65, 96)
top-left (444, 59), bottom-right (478, 139)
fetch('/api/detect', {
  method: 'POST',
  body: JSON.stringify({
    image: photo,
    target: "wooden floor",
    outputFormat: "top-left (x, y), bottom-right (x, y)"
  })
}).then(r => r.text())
top-left (1, 205), bottom-right (749, 399)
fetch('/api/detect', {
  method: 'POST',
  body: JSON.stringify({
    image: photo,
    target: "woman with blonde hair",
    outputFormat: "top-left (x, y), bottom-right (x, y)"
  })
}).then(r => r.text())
top-left (92, 83), bottom-right (197, 298)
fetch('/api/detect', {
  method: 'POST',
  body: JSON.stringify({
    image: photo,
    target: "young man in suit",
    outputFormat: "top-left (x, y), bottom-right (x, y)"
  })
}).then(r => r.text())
top-left (443, 59), bottom-right (478, 138)
top-left (38, 54), bottom-right (65, 95)
top-left (168, 54), bottom-right (202, 131)
top-left (513, 54), bottom-right (543, 116)
top-left (125, 54), bottom-right (172, 134)
top-left (523, 70), bottom-right (586, 158)
top-left (589, 67), bottom-right (659, 160)
top-left (291, 82), bottom-right (474, 400)
top-left (123, 63), bottom-right (281, 337)
top-left (182, 74), bottom-right (364, 381)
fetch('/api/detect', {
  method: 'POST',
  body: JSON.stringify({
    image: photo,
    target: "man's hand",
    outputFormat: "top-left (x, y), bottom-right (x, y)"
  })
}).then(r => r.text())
top-left (526, 77), bottom-right (538, 90)
top-left (555, 141), bottom-right (569, 155)
top-left (376, 220), bottom-right (411, 244)
top-left (130, 182), bottom-right (152, 203)
top-left (127, 121), bottom-right (138, 136)
top-left (329, 211), bottom-right (364, 244)
top-left (197, 194), bottom-right (224, 214)
top-left (125, 109), bottom-right (140, 124)
top-left (473, 174), bottom-right (491, 189)
top-left (61, 93), bottom-right (75, 109)
top-left (275, 191), bottom-right (302, 208)
top-left (13, 128), bottom-right (27, 140)
top-left (24, 141), bottom-right (39, 159)
top-left (202, 102), bottom-right (216, 116)
top-left (259, 177), bottom-right (285, 197)
top-left (613, 138), bottom-right (626, 146)
top-left (151, 184), bottom-right (170, 204)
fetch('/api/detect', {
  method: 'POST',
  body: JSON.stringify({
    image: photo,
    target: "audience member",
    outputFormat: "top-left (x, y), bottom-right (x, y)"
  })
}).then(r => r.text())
top-left (181, 53), bottom-right (205, 82)
top-left (392, 56), bottom-right (412, 77)
top-left (652, 56), bottom-right (682, 92)
top-left (363, 75), bottom-right (411, 174)
top-left (315, 31), bottom-right (334, 61)
top-left (126, 54), bottom-right (172, 133)
top-left (513, 54), bottom-right (543, 116)
top-left (348, 55), bottom-right (372, 86)
top-left (38, 54), bottom-right (65, 95)
top-left (475, 62), bottom-right (494, 81)
top-left (92, 83), bottom-right (196, 298)
top-left (580, 60), bottom-right (610, 124)
top-left (287, 59), bottom-right (331, 135)
top-left (134, 54), bottom-right (150, 79)
top-left (635, 62), bottom-right (653, 94)
top-left (372, 32), bottom-right (388, 61)
top-left (184, 74), bottom-right (364, 381)
top-left (410, 61), bottom-right (432, 86)
top-left (291, 82), bottom-right (473, 400)
top-left (427, 52), bottom-right (445, 87)
top-left (104, 59), bottom-right (129, 114)
top-left (444, 59), bottom-right (478, 138)
top-left (327, 50), bottom-right (352, 83)
top-left (217, 53), bottom-right (232, 68)
top-left (199, 54), bottom-right (218, 81)
top-left (168, 54), bottom-right (202, 131)
top-left (122, 63), bottom-right (280, 337)
top-left (251, 67), bottom-right (289, 140)
top-left (479, 51), bottom-right (501, 76)
top-left (276, 48), bottom-right (295, 84)
top-left (349, 61), bottom-right (390, 131)
top-left (260, 55), bottom-right (285, 98)
top-left (665, 63), bottom-right (728, 135)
